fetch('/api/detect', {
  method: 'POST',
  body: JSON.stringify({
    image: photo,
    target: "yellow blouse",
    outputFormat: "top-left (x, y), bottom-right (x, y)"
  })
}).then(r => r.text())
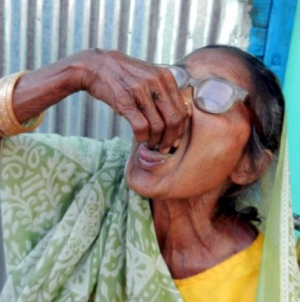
top-left (174, 233), bottom-right (263, 302)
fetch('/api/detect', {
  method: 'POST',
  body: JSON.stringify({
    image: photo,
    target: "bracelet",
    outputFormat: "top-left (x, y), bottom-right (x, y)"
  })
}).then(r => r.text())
top-left (0, 71), bottom-right (45, 137)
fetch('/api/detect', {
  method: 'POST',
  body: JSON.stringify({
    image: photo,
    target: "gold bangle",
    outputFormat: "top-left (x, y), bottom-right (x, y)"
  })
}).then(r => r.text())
top-left (0, 71), bottom-right (45, 137)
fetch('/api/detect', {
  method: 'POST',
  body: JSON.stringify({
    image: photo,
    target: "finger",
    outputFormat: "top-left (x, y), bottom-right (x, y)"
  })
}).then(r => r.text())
top-left (154, 93), bottom-right (186, 149)
top-left (139, 104), bottom-right (164, 147)
top-left (160, 67), bottom-right (188, 120)
top-left (165, 88), bottom-right (188, 137)
top-left (113, 92), bottom-right (151, 143)
top-left (130, 80), bottom-right (180, 148)
top-left (150, 70), bottom-right (188, 148)
top-left (134, 88), bottom-right (165, 147)
top-left (118, 78), bottom-right (166, 147)
top-left (128, 110), bottom-right (150, 143)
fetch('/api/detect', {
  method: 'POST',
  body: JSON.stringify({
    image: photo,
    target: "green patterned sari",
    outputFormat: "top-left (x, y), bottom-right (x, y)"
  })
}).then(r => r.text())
top-left (0, 130), bottom-right (299, 301)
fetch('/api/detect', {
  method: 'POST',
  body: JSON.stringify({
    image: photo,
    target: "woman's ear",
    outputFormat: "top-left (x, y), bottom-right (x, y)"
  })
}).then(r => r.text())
top-left (229, 150), bottom-right (273, 185)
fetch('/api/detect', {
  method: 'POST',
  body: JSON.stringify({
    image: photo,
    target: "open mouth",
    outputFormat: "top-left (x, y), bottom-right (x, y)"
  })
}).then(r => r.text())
top-left (149, 145), bottom-right (178, 155)
top-left (136, 141), bottom-right (181, 166)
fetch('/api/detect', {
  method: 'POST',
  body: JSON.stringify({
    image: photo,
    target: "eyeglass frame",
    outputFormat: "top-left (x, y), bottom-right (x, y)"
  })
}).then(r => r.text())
top-left (161, 64), bottom-right (268, 148)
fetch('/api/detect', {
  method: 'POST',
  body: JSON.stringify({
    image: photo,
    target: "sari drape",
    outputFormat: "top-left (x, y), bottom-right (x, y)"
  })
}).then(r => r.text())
top-left (0, 128), bottom-right (299, 301)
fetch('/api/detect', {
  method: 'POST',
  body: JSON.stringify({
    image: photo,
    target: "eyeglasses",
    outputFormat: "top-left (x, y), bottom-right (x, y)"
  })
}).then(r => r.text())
top-left (163, 65), bottom-right (248, 114)
top-left (162, 64), bottom-right (268, 147)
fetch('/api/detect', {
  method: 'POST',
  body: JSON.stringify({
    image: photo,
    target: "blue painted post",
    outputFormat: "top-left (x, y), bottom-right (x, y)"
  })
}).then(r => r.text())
top-left (249, 0), bottom-right (299, 233)
top-left (249, 0), bottom-right (297, 84)
top-left (263, 0), bottom-right (298, 85)
top-left (248, 0), bottom-right (272, 59)
top-left (284, 0), bottom-right (300, 221)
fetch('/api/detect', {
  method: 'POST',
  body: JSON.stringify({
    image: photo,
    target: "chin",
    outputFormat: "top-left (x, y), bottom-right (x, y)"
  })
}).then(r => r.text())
top-left (125, 170), bottom-right (169, 199)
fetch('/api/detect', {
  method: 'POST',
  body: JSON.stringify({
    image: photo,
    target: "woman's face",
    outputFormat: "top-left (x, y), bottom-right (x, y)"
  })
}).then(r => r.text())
top-left (126, 49), bottom-right (253, 200)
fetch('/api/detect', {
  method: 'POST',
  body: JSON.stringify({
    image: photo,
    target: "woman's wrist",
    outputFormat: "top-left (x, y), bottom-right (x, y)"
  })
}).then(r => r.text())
top-left (0, 49), bottom-right (102, 137)
top-left (12, 54), bottom-right (85, 123)
top-left (67, 48), bottom-right (107, 92)
top-left (0, 72), bottom-right (45, 137)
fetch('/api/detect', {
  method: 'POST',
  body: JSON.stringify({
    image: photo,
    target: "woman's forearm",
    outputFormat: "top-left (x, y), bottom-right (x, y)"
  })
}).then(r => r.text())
top-left (8, 48), bottom-right (188, 149)
top-left (12, 54), bottom-right (84, 124)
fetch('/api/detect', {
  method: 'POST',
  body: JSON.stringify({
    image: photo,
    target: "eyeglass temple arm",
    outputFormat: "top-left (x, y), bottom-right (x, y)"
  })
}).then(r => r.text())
top-left (244, 101), bottom-right (268, 148)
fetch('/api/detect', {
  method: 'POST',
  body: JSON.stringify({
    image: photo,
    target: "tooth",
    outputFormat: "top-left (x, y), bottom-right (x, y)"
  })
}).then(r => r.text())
top-left (159, 147), bottom-right (171, 155)
top-left (173, 139), bottom-right (180, 148)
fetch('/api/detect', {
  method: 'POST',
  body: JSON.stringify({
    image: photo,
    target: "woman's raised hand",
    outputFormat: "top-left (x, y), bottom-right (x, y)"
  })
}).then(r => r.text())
top-left (79, 49), bottom-right (189, 149)
top-left (12, 49), bottom-right (189, 148)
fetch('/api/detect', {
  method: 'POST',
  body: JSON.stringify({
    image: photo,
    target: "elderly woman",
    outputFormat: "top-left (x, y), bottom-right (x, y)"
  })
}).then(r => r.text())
top-left (0, 45), bottom-right (299, 301)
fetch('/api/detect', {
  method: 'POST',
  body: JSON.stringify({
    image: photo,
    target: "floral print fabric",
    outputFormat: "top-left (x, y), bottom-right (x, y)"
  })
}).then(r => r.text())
top-left (0, 134), bottom-right (182, 302)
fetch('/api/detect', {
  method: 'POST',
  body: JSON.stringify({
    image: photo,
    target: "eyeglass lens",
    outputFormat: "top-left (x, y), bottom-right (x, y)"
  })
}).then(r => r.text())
top-left (195, 80), bottom-right (235, 113)
top-left (166, 65), bottom-right (267, 147)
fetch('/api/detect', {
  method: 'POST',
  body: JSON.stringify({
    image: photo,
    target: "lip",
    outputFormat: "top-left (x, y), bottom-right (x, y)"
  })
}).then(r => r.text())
top-left (136, 143), bottom-right (173, 169)
top-left (134, 118), bottom-right (192, 170)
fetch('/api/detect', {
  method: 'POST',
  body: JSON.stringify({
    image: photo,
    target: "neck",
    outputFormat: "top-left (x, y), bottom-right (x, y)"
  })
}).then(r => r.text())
top-left (151, 196), bottom-right (257, 279)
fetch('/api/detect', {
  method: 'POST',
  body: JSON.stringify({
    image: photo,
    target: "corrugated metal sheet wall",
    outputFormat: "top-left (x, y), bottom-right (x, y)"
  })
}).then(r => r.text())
top-left (0, 0), bottom-right (251, 141)
top-left (0, 0), bottom-right (252, 290)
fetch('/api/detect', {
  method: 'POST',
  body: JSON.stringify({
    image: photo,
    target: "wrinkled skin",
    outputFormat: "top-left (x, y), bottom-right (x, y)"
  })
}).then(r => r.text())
top-left (126, 49), bottom-right (271, 279)
top-left (12, 47), bottom-right (271, 279)
top-left (126, 48), bottom-right (255, 200)
top-left (13, 49), bottom-right (188, 150)
top-left (83, 50), bottom-right (189, 149)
